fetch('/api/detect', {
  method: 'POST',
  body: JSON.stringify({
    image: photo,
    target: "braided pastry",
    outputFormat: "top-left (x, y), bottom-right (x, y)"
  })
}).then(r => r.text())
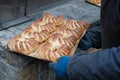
top-left (41, 12), bottom-right (55, 24)
top-left (33, 34), bottom-right (70, 61)
top-left (53, 26), bottom-right (78, 48)
top-left (39, 23), bottom-right (56, 33)
top-left (7, 12), bottom-right (88, 62)
top-left (31, 22), bottom-right (56, 33)
top-left (65, 19), bottom-right (87, 31)
top-left (86, 0), bottom-right (101, 4)
top-left (20, 26), bottom-right (49, 43)
top-left (7, 35), bottom-right (38, 54)
top-left (41, 13), bottom-right (66, 26)
top-left (31, 19), bottom-right (46, 27)
top-left (53, 15), bottom-right (65, 26)
top-left (57, 25), bottom-right (83, 39)
top-left (78, 20), bottom-right (88, 30)
top-left (65, 19), bottom-right (88, 37)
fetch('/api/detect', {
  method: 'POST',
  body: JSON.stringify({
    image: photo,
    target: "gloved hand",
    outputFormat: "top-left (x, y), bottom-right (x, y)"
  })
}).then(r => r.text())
top-left (78, 32), bottom-right (93, 50)
top-left (49, 56), bottom-right (70, 78)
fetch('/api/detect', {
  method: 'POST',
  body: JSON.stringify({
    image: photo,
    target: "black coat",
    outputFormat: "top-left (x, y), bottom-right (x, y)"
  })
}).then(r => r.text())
top-left (101, 0), bottom-right (120, 49)
top-left (67, 0), bottom-right (120, 80)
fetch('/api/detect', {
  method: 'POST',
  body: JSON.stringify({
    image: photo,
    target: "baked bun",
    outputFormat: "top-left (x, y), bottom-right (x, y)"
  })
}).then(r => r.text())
top-left (7, 35), bottom-right (38, 54)
top-left (53, 15), bottom-right (65, 26)
top-left (39, 23), bottom-right (56, 33)
top-left (31, 19), bottom-right (46, 27)
top-left (41, 13), bottom-right (66, 26)
top-left (41, 12), bottom-right (55, 24)
top-left (20, 26), bottom-right (49, 43)
top-left (53, 26), bottom-right (78, 48)
top-left (78, 20), bottom-right (89, 30)
top-left (65, 19), bottom-right (87, 31)
top-left (7, 12), bottom-right (88, 62)
top-left (86, 0), bottom-right (101, 4)
top-left (33, 34), bottom-right (70, 61)
top-left (65, 19), bottom-right (88, 37)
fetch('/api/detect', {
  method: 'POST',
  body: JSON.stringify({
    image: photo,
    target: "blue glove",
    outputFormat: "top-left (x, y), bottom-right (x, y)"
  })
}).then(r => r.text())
top-left (78, 32), bottom-right (93, 50)
top-left (49, 56), bottom-right (70, 78)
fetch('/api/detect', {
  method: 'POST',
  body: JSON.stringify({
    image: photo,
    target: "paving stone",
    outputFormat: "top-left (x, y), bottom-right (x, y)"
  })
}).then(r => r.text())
top-left (0, 30), bottom-right (16, 46)
top-left (0, 38), bottom-right (9, 46)
top-left (0, 47), bottom-right (38, 80)
top-left (0, 59), bottom-right (18, 80)
top-left (7, 27), bottom-right (22, 35)
top-left (56, 5), bottom-right (88, 20)
top-left (15, 20), bottom-right (34, 30)
top-left (37, 61), bottom-right (55, 80)
top-left (0, 0), bottom-right (100, 80)
top-left (45, 0), bottom-right (100, 24)
top-left (0, 30), bottom-right (15, 38)
top-left (0, 57), bottom-right (37, 80)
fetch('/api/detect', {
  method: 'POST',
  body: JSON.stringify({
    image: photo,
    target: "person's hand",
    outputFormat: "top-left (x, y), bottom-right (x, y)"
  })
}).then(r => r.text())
top-left (78, 32), bottom-right (93, 50)
top-left (49, 56), bottom-right (70, 78)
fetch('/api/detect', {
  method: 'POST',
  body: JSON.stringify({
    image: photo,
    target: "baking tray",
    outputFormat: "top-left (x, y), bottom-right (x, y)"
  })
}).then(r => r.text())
top-left (5, 30), bottom-right (86, 62)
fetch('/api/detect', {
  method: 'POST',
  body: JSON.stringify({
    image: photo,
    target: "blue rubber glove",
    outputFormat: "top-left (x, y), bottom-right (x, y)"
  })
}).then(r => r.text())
top-left (49, 56), bottom-right (70, 78)
top-left (78, 32), bottom-right (93, 50)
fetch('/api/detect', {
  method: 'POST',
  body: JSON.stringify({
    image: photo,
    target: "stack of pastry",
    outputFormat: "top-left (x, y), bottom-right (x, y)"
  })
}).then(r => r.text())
top-left (86, 0), bottom-right (101, 4)
top-left (7, 12), bottom-right (88, 62)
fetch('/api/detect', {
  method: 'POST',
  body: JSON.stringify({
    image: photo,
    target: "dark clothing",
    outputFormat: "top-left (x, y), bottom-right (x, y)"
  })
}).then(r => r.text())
top-left (78, 23), bottom-right (101, 50)
top-left (68, 47), bottom-right (120, 80)
top-left (88, 24), bottom-right (101, 48)
top-left (101, 0), bottom-right (120, 49)
top-left (67, 0), bottom-right (120, 80)
top-left (117, 0), bottom-right (120, 22)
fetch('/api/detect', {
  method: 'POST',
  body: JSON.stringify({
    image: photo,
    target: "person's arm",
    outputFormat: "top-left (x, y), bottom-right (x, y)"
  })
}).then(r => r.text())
top-left (67, 46), bottom-right (120, 80)
top-left (49, 46), bottom-right (120, 80)
top-left (78, 24), bottom-right (101, 50)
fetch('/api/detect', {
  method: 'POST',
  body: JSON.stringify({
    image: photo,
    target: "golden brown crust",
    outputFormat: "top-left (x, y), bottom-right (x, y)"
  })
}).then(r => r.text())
top-left (65, 19), bottom-right (86, 31)
top-left (53, 15), bottom-right (66, 26)
top-left (65, 19), bottom-right (88, 37)
top-left (78, 20), bottom-right (89, 30)
top-left (34, 40), bottom-right (70, 62)
top-left (40, 23), bottom-right (56, 33)
top-left (7, 12), bottom-right (88, 62)
top-left (86, 0), bottom-right (101, 4)
top-left (41, 12), bottom-right (55, 24)
top-left (7, 35), bottom-right (38, 54)
top-left (41, 13), bottom-right (66, 26)
top-left (20, 27), bottom-right (49, 43)
top-left (53, 26), bottom-right (78, 48)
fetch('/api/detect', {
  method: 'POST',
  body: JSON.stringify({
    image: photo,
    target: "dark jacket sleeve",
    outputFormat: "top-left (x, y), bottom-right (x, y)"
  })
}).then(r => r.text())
top-left (86, 24), bottom-right (101, 48)
top-left (67, 46), bottom-right (120, 80)
top-left (78, 24), bottom-right (102, 49)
